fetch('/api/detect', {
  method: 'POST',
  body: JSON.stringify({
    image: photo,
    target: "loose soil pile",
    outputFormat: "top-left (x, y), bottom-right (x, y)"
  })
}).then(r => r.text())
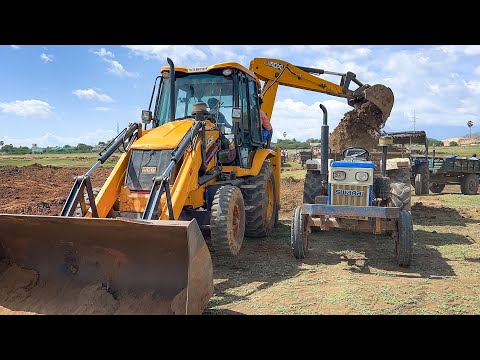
top-left (329, 101), bottom-right (384, 153)
top-left (0, 261), bottom-right (175, 314)
top-left (0, 164), bottom-right (111, 215)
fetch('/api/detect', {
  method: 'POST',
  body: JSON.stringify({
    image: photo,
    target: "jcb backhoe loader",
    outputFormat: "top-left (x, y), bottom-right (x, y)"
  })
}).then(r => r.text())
top-left (0, 57), bottom-right (393, 315)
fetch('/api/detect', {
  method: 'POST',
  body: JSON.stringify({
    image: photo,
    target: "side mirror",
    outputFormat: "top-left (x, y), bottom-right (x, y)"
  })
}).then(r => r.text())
top-left (231, 107), bottom-right (241, 123)
top-left (141, 110), bottom-right (152, 124)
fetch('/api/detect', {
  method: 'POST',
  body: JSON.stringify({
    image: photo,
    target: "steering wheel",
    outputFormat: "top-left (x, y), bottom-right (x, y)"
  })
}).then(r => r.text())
top-left (342, 146), bottom-right (370, 159)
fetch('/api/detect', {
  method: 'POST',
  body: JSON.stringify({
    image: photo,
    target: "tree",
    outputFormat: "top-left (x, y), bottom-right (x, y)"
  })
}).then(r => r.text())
top-left (75, 143), bottom-right (93, 153)
top-left (467, 120), bottom-right (474, 138)
top-left (427, 138), bottom-right (443, 147)
top-left (0, 141), bottom-right (3, 147)
top-left (449, 141), bottom-right (459, 147)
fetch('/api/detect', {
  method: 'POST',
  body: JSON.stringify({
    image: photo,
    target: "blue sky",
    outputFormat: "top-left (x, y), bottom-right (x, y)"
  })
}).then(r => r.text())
top-left (1, 45), bottom-right (479, 147)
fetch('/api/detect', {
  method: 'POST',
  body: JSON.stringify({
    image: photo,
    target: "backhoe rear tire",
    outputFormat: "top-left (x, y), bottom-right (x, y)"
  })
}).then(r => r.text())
top-left (242, 161), bottom-right (277, 238)
top-left (460, 174), bottom-right (479, 195)
top-left (210, 185), bottom-right (245, 257)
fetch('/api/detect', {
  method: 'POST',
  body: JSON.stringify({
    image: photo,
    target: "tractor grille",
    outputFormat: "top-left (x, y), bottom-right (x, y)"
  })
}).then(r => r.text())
top-left (330, 184), bottom-right (370, 207)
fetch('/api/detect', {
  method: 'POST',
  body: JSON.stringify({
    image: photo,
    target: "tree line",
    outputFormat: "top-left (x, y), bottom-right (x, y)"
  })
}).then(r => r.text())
top-left (0, 140), bottom-right (110, 154)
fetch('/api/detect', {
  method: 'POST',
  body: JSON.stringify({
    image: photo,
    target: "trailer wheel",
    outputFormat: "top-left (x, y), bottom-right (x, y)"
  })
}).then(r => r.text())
top-left (395, 210), bottom-right (413, 267)
top-left (429, 183), bottom-right (445, 194)
top-left (460, 174), bottom-right (479, 195)
top-left (210, 185), bottom-right (245, 257)
top-left (291, 206), bottom-right (310, 259)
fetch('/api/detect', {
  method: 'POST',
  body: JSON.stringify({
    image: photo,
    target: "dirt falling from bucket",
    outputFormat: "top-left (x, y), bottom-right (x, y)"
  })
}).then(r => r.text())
top-left (329, 101), bottom-right (384, 153)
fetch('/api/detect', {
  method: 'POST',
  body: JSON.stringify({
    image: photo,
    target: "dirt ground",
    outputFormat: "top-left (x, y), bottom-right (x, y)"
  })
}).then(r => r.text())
top-left (1, 164), bottom-right (479, 315)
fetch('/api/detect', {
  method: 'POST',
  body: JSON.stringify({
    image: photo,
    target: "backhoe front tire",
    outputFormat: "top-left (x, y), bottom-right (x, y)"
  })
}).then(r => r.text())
top-left (242, 161), bottom-right (277, 238)
top-left (210, 185), bottom-right (245, 257)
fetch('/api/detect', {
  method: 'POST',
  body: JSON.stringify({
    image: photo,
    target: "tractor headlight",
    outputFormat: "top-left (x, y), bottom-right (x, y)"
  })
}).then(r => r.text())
top-left (333, 171), bottom-right (346, 181)
top-left (355, 171), bottom-right (369, 181)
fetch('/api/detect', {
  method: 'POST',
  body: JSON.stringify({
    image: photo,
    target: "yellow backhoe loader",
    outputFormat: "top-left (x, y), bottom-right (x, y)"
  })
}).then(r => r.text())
top-left (0, 57), bottom-right (393, 315)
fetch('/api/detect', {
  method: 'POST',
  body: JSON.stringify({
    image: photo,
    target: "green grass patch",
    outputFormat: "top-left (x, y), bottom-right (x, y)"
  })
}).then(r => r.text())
top-left (441, 194), bottom-right (480, 209)
top-left (0, 153), bottom-right (119, 167)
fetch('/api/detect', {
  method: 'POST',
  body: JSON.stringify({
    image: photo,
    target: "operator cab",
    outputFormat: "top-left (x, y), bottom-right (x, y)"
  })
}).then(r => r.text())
top-left (142, 61), bottom-right (267, 169)
top-left (342, 146), bottom-right (370, 161)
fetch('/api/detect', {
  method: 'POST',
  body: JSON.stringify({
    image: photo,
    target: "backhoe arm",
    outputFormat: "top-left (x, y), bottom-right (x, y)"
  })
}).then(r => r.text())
top-left (250, 58), bottom-right (394, 125)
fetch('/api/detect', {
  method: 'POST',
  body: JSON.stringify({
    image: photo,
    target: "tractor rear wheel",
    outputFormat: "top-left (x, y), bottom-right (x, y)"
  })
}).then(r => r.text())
top-left (291, 206), bottom-right (309, 259)
top-left (242, 161), bottom-right (277, 238)
top-left (429, 183), bottom-right (445, 194)
top-left (415, 164), bottom-right (429, 195)
top-left (460, 174), bottom-right (479, 195)
top-left (210, 185), bottom-right (245, 257)
top-left (414, 174), bottom-right (423, 195)
top-left (395, 210), bottom-right (414, 266)
top-left (303, 170), bottom-right (324, 204)
top-left (388, 169), bottom-right (412, 211)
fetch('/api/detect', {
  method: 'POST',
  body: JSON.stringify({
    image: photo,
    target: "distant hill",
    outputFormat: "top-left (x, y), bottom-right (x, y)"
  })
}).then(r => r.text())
top-left (463, 131), bottom-right (480, 140)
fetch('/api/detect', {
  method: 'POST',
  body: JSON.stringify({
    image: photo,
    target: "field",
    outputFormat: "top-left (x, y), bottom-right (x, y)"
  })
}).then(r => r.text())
top-left (0, 154), bottom-right (479, 315)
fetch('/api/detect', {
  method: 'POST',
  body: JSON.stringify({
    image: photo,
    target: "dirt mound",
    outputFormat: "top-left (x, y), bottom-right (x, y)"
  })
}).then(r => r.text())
top-left (0, 164), bottom-right (111, 215)
top-left (0, 261), bottom-right (175, 315)
top-left (329, 101), bottom-right (384, 153)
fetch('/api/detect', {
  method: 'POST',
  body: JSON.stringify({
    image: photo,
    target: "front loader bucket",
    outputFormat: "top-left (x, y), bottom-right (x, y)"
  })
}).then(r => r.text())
top-left (0, 214), bottom-right (213, 315)
top-left (364, 84), bottom-right (395, 125)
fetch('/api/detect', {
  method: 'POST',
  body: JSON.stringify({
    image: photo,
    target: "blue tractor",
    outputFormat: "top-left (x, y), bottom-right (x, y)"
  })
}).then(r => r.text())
top-left (292, 104), bottom-right (414, 266)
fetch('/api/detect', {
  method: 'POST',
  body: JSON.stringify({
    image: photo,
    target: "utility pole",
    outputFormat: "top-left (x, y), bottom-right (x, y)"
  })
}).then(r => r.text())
top-left (410, 110), bottom-right (417, 131)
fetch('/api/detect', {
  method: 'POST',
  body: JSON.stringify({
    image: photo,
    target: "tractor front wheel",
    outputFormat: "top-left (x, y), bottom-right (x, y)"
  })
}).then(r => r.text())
top-left (291, 207), bottom-right (310, 259)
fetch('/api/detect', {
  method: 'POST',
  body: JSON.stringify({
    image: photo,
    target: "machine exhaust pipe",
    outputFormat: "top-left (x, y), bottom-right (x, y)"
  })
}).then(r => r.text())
top-left (167, 57), bottom-right (176, 122)
top-left (319, 104), bottom-right (329, 195)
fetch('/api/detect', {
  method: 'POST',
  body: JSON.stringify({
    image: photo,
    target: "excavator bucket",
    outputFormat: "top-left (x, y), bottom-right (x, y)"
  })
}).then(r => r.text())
top-left (364, 84), bottom-right (395, 125)
top-left (0, 214), bottom-right (213, 315)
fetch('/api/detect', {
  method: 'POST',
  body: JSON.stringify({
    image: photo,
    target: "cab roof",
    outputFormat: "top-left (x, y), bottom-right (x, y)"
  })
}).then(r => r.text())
top-left (160, 62), bottom-right (261, 87)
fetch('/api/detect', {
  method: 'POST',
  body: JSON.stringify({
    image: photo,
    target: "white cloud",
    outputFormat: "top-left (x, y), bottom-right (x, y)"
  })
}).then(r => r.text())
top-left (10, 45), bottom-right (20, 50)
top-left (124, 45), bottom-right (207, 64)
top-left (473, 65), bottom-right (480, 76)
top-left (0, 99), bottom-right (53, 117)
top-left (40, 53), bottom-right (54, 63)
top-left (93, 47), bottom-right (114, 58)
top-left (72, 89), bottom-right (113, 103)
top-left (464, 45), bottom-right (480, 55)
top-left (92, 47), bottom-right (138, 78)
top-left (1, 129), bottom-right (117, 147)
top-left (106, 59), bottom-right (138, 78)
top-left (95, 107), bottom-right (111, 111)
top-left (270, 98), bottom-right (350, 142)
